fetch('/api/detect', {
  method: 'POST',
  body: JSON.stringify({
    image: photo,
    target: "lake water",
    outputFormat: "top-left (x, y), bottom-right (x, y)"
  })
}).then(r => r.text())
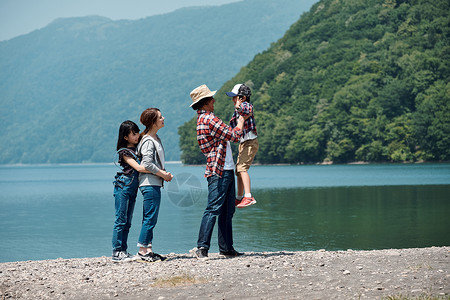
top-left (0, 163), bottom-right (449, 263)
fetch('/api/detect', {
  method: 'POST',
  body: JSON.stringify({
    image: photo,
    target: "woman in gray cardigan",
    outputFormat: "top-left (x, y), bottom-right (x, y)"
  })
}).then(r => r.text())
top-left (136, 108), bottom-right (173, 262)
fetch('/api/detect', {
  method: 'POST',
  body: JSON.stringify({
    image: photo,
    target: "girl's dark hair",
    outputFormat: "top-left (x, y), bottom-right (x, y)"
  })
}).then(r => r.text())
top-left (192, 97), bottom-right (213, 110)
top-left (140, 108), bottom-right (161, 137)
top-left (116, 120), bottom-right (140, 151)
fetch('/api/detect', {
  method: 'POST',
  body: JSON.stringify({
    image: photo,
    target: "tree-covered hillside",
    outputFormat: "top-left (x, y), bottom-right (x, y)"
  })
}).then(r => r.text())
top-left (0, 0), bottom-right (317, 164)
top-left (179, 0), bottom-right (450, 164)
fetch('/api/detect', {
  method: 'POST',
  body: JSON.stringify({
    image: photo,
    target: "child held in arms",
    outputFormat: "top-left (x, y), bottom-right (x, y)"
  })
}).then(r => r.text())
top-left (226, 83), bottom-right (259, 208)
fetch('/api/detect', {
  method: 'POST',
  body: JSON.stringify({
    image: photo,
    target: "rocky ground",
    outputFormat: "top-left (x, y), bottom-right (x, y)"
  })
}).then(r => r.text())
top-left (1, 247), bottom-right (449, 299)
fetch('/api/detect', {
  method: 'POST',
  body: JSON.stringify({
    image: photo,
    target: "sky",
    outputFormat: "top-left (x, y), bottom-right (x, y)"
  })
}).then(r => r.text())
top-left (0, 0), bottom-right (240, 41)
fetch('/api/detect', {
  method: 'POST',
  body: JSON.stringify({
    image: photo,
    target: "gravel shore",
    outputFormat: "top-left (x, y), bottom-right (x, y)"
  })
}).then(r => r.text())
top-left (1, 247), bottom-right (449, 299)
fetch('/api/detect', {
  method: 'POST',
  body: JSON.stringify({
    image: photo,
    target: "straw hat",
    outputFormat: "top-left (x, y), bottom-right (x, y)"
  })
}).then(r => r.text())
top-left (189, 84), bottom-right (216, 107)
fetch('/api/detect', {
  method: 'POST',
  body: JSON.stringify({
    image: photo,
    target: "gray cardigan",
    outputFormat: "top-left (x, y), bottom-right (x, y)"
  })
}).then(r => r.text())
top-left (137, 135), bottom-right (165, 187)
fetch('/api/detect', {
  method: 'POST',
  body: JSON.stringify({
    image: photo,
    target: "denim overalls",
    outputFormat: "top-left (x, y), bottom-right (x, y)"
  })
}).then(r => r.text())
top-left (112, 148), bottom-right (140, 252)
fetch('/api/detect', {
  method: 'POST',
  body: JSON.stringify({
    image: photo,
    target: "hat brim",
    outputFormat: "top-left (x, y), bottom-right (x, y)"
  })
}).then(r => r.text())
top-left (226, 92), bottom-right (238, 97)
top-left (189, 90), bottom-right (216, 107)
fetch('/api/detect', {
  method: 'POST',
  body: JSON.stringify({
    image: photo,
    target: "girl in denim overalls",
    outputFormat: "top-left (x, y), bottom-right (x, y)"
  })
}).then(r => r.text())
top-left (112, 120), bottom-right (150, 262)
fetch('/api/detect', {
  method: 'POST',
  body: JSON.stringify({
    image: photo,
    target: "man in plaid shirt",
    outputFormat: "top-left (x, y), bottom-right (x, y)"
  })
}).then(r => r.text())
top-left (189, 84), bottom-right (248, 260)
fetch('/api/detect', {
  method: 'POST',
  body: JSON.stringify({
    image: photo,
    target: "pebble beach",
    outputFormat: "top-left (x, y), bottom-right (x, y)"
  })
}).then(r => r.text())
top-left (1, 247), bottom-right (449, 299)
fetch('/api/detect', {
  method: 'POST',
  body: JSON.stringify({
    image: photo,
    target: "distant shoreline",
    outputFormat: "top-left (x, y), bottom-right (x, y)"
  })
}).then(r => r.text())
top-left (1, 160), bottom-right (449, 168)
top-left (0, 161), bottom-right (183, 167)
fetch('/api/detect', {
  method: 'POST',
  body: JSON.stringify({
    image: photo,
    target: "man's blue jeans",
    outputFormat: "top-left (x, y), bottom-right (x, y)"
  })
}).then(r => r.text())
top-left (197, 170), bottom-right (236, 252)
top-left (137, 185), bottom-right (161, 248)
top-left (112, 172), bottom-right (139, 252)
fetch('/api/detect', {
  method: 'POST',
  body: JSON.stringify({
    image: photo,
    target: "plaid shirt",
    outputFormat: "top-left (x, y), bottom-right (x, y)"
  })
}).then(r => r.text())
top-left (229, 101), bottom-right (257, 136)
top-left (196, 110), bottom-right (243, 177)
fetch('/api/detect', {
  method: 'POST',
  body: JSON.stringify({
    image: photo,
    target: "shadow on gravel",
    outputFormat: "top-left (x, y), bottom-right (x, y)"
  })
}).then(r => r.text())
top-left (157, 251), bottom-right (296, 262)
top-left (241, 251), bottom-right (296, 258)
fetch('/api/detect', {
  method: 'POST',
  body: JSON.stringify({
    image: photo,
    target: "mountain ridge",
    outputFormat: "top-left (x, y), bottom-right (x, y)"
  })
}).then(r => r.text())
top-left (179, 0), bottom-right (450, 164)
top-left (0, 0), bottom-right (318, 164)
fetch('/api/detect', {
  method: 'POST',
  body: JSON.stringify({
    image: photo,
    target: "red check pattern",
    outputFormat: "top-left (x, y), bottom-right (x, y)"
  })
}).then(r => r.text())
top-left (196, 110), bottom-right (243, 177)
top-left (229, 102), bottom-right (257, 136)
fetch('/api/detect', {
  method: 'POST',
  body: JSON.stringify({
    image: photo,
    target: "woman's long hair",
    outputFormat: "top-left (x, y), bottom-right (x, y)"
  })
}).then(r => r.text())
top-left (140, 108), bottom-right (160, 137)
top-left (116, 120), bottom-right (140, 151)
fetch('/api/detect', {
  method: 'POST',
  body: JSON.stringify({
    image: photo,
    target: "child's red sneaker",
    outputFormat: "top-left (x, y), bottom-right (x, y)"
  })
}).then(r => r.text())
top-left (236, 197), bottom-right (256, 208)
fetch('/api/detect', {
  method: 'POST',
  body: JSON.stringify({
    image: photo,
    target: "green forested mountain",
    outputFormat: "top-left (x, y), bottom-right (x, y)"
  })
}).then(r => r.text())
top-left (179, 0), bottom-right (450, 164)
top-left (0, 0), bottom-right (317, 164)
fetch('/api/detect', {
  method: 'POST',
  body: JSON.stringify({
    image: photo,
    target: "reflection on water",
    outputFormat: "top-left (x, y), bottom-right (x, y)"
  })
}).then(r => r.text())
top-left (233, 185), bottom-right (450, 252)
top-left (0, 163), bottom-right (449, 262)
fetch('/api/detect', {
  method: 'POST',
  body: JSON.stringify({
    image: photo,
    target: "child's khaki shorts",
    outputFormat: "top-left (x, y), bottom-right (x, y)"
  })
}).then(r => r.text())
top-left (236, 138), bottom-right (259, 175)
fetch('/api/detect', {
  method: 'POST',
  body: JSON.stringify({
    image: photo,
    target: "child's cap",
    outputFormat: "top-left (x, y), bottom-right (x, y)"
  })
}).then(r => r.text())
top-left (226, 84), bottom-right (251, 98)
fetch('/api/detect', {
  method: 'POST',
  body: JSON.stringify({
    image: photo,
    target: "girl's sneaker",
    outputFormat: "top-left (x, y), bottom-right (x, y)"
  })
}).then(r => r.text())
top-left (112, 251), bottom-right (133, 262)
top-left (236, 197), bottom-right (256, 208)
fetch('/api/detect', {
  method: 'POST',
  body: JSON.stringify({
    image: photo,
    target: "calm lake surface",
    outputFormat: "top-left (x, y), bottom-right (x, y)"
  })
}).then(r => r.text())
top-left (0, 163), bottom-right (449, 263)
